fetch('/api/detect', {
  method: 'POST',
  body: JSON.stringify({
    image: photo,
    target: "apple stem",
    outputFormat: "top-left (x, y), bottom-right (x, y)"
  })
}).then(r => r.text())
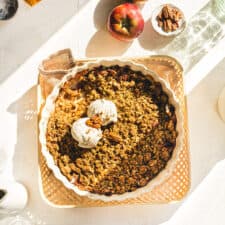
top-left (121, 17), bottom-right (132, 31)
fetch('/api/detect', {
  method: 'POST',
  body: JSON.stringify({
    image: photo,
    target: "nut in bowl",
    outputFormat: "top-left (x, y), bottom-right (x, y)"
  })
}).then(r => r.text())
top-left (151, 4), bottom-right (186, 37)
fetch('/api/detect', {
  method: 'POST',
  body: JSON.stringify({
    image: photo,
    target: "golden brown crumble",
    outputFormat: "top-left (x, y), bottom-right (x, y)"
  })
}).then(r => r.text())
top-left (46, 65), bottom-right (177, 195)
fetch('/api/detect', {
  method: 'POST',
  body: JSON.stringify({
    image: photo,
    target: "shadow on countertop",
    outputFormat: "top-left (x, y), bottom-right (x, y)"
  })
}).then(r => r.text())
top-left (85, 29), bottom-right (131, 58)
top-left (93, 0), bottom-right (124, 30)
top-left (138, 19), bottom-right (174, 51)
top-left (86, 0), bottom-right (131, 58)
top-left (7, 85), bottom-right (39, 207)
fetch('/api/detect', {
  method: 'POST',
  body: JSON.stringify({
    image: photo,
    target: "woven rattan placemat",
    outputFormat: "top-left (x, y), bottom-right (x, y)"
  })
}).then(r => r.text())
top-left (38, 50), bottom-right (190, 207)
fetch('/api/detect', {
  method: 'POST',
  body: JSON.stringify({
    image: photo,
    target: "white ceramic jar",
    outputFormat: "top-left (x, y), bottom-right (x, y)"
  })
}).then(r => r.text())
top-left (0, 179), bottom-right (28, 214)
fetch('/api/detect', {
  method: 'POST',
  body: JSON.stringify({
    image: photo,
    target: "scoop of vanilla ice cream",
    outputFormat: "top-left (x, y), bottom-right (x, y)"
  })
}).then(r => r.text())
top-left (71, 118), bottom-right (102, 148)
top-left (87, 99), bottom-right (117, 126)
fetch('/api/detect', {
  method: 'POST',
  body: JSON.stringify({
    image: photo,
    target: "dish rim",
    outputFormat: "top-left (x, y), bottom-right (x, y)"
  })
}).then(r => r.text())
top-left (39, 59), bottom-right (184, 202)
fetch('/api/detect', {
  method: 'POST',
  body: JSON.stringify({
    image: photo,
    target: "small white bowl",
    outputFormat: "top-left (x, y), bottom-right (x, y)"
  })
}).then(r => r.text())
top-left (151, 4), bottom-right (186, 37)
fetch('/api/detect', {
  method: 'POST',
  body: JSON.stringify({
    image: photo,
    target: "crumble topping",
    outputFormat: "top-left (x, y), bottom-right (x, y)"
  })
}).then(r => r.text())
top-left (46, 65), bottom-right (177, 195)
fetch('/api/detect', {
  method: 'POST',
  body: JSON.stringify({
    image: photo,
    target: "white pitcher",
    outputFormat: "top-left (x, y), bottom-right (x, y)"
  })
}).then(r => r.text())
top-left (0, 180), bottom-right (28, 214)
top-left (0, 141), bottom-right (28, 215)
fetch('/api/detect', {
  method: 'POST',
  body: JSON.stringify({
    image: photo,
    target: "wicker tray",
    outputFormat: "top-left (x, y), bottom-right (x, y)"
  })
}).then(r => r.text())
top-left (38, 49), bottom-right (190, 208)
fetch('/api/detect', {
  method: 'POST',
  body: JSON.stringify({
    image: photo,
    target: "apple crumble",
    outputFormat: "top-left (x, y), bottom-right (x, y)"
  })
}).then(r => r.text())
top-left (46, 65), bottom-right (177, 195)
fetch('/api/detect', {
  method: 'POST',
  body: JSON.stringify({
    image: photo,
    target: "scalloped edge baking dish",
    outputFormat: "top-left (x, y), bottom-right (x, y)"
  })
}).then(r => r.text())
top-left (39, 59), bottom-right (183, 202)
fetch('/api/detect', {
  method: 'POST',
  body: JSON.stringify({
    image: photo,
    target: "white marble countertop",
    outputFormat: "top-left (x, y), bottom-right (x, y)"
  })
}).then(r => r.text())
top-left (0, 0), bottom-right (87, 82)
top-left (0, 0), bottom-right (225, 225)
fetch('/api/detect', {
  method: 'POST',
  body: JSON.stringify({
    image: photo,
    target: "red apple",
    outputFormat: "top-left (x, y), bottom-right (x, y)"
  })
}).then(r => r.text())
top-left (107, 3), bottom-right (144, 42)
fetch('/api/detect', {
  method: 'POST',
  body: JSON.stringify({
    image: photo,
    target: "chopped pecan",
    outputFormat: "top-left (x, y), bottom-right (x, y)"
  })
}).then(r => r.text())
top-left (162, 5), bottom-right (170, 19)
top-left (156, 4), bottom-right (183, 33)
top-left (160, 147), bottom-right (170, 161)
top-left (86, 115), bottom-right (102, 129)
top-left (107, 132), bottom-right (122, 143)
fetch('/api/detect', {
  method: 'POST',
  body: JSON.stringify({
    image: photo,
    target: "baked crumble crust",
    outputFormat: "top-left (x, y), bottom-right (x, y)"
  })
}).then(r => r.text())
top-left (46, 65), bottom-right (177, 195)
